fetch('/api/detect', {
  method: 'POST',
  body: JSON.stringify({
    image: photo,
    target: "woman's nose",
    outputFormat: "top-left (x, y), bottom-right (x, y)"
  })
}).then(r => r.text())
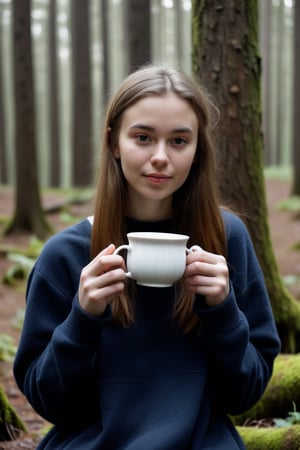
top-left (150, 142), bottom-right (169, 165)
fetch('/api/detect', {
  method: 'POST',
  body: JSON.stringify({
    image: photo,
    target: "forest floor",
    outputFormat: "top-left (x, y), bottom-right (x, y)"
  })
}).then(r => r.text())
top-left (0, 177), bottom-right (300, 449)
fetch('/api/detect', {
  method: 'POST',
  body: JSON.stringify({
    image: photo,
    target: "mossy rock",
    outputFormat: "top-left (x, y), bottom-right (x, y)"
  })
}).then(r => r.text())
top-left (233, 354), bottom-right (300, 425)
top-left (0, 384), bottom-right (26, 441)
top-left (237, 424), bottom-right (300, 450)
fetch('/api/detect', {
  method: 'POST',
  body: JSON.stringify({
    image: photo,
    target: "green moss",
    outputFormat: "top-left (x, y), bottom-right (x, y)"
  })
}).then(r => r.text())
top-left (0, 384), bottom-right (26, 441)
top-left (237, 425), bottom-right (300, 450)
top-left (191, 0), bottom-right (204, 74)
top-left (0, 335), bottom-right (17, 362)
top-left (245, 0), bottom-right (259, 56)
top-left (233, 354), bottom-right (300, 425)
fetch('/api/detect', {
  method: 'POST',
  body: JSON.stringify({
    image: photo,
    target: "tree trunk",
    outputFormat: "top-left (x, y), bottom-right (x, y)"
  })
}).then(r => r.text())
top-left (274, 0), bottom-right (284, 166)
top-left (152, 0), bottom-right (163, 63)
top-left (192, 0), bottom-right (300, 353)
top-left (123, 0), bottom-right (152, 73)
top-left (7, 0), bottom-right (50, 239)
top-left (49, 0), bottom-right (60, 187)
top-left (259, 0), bottom-right (272, 165)
top-left (71, 0), bottom-right (92, 186)
top-left (175, 0), bottom-right (184, 67)
top-left (292, 0), bottom-right (300, 195)
top-left (100, 0), bottom-right (110, 105)
top-left (0, 2), bottom-right (8, 184)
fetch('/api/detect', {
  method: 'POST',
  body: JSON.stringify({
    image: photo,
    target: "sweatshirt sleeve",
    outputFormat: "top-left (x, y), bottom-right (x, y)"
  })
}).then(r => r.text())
top-left (13, 221), bottom-right (112, 426)
top-left (193, 212), bottom-right (281, 415)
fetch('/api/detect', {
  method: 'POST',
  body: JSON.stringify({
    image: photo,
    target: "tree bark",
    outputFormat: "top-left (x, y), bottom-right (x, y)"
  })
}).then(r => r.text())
top-left (49, 0), bottom-right (60, 187)
top-left (100, 0), bottom-right (110, 106)
top-left (274, 0), bottom-right (284, 166)
top-left (123, 0), bottom-right (152, 73)
top-left (192, 0), bottom-right (300, 352)
top-left (71, 0), bottom-right (92, 186)
top-left (175, 0), bottom-right (184, 67)
top-left (259, 0), bottom-right (272, 165)
top-left (0, 2), bottom-right (8, 184)
top-left (292, 0), bottom-right (300, 195)
top-left (7, 0), bottom-right (50, 238)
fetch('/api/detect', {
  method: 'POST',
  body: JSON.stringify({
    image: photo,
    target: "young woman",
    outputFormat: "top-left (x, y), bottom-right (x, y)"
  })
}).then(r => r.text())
top-left (14, 65), bottom-right (280, 449)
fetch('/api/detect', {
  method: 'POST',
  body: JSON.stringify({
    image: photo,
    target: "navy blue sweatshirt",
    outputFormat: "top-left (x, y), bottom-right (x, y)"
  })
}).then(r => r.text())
top-left (13, 211), bottom-right (280, 449)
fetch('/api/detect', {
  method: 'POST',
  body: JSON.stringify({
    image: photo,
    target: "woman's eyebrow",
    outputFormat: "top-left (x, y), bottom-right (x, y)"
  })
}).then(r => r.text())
top-left (172, 127), bottom-right (193, 134)
top-left (130, 124), bottom-right (155, 131)
top-left (130, 124), bottom-right (193, 134)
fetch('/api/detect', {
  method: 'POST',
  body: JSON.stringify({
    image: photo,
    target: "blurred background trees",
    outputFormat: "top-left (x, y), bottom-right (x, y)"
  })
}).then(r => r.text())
top-left (0, 0), bottom-right (297, 190)
top-left (292, 0), bottom-right (300, 195)
top-left (6, 0), bottom-right (50, 237)
top-left (0, 0), bottom-right (192, 189)
top-left (70, 0), bottom-right (92, 186)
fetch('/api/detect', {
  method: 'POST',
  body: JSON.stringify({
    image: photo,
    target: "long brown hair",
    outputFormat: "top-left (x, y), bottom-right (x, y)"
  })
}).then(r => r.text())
top-left (91, 65), bottom-right (226, 332)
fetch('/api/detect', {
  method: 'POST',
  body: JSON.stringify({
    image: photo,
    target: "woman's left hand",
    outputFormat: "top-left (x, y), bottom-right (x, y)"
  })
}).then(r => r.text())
top-left (184, 246), bottom-right (229, 307)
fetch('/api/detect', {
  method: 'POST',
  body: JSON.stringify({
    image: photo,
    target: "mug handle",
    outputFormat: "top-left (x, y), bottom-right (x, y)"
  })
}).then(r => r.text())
top-left (113, 244), bottom-right (132, 279)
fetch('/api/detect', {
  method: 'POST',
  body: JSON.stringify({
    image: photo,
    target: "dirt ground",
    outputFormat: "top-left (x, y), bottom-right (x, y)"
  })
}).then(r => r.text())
top-left (0, 178), bottom-right (300, 449)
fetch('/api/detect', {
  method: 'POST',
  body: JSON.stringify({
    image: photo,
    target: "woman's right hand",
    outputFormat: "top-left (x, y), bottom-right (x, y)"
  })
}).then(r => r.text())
top-left (78, 244), bottom-right (126, 316)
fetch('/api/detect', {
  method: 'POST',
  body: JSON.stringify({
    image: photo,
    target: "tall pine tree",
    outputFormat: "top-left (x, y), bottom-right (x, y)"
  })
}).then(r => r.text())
top-left (192, 0), bottom-right (300, 352)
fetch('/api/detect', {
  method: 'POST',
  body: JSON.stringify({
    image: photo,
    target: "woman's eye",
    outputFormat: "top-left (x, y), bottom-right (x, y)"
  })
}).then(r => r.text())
top-left (172, 137), bottom-right (188, 146)
top-left (136, 134), bottom-right (150, 143)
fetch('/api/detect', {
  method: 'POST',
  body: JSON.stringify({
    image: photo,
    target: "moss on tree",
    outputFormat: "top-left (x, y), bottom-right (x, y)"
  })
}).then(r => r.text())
top-left (0, 384), bottom-right (26, 441)
top-left (237, 425), bottom-right (300, 450)
top-left (233, 354), bottom-right (300, 425)
top-left (191, 0), bottom-right (300, 353)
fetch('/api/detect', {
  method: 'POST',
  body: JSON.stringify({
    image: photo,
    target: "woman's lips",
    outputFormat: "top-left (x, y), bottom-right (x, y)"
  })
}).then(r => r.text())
top-left (145, 174), bottom-right (171, 184)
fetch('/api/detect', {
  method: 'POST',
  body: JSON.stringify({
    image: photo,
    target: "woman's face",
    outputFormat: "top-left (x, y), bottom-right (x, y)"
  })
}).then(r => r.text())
top-left (113, 92), bottom-right (198, 221)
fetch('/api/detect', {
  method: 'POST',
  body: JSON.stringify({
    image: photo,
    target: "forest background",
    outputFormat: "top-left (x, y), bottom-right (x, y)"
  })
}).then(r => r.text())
top-left (0, 0), bottom-right (300, 449)
top-left (0, 0), bottom-right (298, 189)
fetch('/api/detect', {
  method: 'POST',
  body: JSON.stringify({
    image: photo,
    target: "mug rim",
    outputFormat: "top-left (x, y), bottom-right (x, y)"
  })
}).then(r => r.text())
top-left (127, 232), bottom-right (189, 241)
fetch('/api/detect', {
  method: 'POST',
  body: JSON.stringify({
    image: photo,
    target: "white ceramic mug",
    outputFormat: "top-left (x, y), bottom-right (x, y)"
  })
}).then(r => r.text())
top-left (114, 232), bottom-right (191, 287)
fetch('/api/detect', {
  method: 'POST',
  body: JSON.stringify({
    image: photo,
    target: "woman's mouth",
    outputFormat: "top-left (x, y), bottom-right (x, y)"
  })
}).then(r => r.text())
top-left (145, 174), bottom-right (171, 184)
